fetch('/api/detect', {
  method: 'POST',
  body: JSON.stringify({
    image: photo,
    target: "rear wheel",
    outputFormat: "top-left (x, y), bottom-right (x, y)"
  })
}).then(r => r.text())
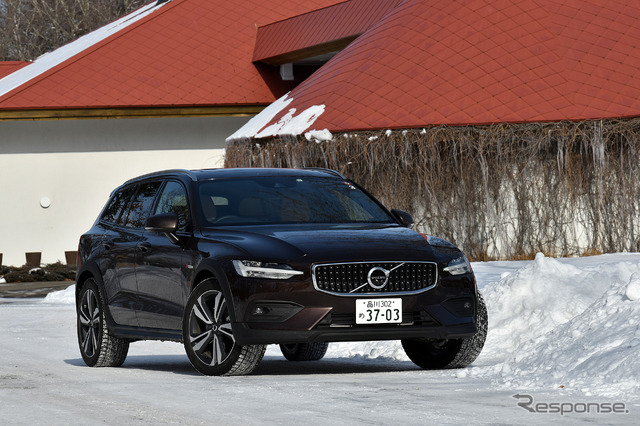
top-left (280, 342), bottom-right (329, 361)
top-left (77, 278), bottom-right (129, 367)
top-left (402, 293), bottom-right (487, 369)
top-left (183, 279), bottom-right (266, 376)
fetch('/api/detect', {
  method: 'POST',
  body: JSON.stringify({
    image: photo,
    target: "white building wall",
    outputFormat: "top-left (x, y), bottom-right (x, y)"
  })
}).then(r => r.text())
top-left (0, 115), bottom-right (250, 266)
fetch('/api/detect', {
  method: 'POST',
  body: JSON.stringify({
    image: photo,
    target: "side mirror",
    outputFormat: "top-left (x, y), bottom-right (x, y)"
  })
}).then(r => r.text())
top-left (390, 209), bottom-right (414, 228)
top-left (145, 213), bottom-right (179, 243)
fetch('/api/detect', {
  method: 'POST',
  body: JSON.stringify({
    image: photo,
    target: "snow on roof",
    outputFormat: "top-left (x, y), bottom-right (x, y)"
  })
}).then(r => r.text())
top-left (0, 0), bottom-right (342, 112)
top-left (226, 93), bottom-right (326, 140)
top-left (226, 94), bottom-right (294, 140)
top-left (0, 62), bottom-right (30, 79)
top-left (0, 1), bottom-right (168, 99)
top-left (245, 0), bottom-right (640, 137)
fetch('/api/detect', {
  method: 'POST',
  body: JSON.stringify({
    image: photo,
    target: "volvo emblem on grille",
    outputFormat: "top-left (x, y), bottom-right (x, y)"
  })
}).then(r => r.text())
top-left (367, 266), bottom-right (390, 289)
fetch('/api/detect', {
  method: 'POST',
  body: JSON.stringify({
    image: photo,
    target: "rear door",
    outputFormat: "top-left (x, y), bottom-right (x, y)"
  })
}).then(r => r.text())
top-left (101, 180), bottom-right (162, 326)
top-left (97, 184), bottom-right (136, 326)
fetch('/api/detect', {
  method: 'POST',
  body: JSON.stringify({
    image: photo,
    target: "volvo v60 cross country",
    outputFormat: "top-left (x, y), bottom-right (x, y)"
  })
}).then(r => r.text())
top-left (76, 168), bottom-right (487, 376)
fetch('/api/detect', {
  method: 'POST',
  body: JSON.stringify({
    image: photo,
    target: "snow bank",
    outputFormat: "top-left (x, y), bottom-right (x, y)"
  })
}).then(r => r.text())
top-left (481, 253), bottom-right (610, 354)
top-left (474, 253), bottom-right (640, 397)
top-left (42, 284), bottom-right (75, 305)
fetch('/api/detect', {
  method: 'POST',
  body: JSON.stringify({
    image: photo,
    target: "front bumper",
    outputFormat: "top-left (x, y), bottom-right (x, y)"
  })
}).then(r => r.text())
top-left (234, 321), bottom-right (478, 345)
top-left (229, 273), bottom-right (479, 345)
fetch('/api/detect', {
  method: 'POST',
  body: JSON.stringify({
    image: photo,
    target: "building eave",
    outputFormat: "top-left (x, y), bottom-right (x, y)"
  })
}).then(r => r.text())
top-left (0, 105), bottom-right (265, 121)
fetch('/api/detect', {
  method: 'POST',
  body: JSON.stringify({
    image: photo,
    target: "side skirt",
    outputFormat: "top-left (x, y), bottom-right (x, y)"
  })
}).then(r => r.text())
top-left (111, 324), bottom-right (183, 342)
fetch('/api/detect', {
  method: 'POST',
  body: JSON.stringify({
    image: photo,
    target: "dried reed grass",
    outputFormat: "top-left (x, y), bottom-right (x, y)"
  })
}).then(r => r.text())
top-left (225, 119), bottom-right (640, 260)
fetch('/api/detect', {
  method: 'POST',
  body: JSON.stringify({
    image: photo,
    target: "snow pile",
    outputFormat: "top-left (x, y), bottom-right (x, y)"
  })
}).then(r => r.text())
top-left (480, 253), bottom-right (610, 355)
top-left (305, 129), bottom-right (333, 142)
top-left (42, 284), bottom-right (75, 305)
top-left (474, 253), bottom-right (640, 397)
top-left (326, 341), bottom-right (408, 361)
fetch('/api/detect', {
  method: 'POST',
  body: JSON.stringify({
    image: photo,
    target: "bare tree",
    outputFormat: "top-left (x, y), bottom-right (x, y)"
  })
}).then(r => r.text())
top-left (1, 0), bottom-right (147, 61)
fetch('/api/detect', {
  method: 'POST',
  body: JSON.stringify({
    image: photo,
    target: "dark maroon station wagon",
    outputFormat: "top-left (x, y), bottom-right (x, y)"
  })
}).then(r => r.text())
top-left (76, 168), bottom-right (486, 375)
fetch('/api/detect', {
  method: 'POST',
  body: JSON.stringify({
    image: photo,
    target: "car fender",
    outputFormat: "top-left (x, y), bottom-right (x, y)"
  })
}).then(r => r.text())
top-left (190, 257), bottom-right (240, 323)
top-left (75, 260), bottom-right (121, 330)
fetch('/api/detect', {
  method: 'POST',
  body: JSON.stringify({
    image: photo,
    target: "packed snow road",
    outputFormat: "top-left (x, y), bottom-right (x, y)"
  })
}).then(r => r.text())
top-left (1, 254), bottom-right (640, 424)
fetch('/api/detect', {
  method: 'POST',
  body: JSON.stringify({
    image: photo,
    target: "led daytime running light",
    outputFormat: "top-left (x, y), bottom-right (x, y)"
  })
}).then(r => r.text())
top-left (443, 256), bottom-right (472, 275)
top-left (233, 260), bottom-right (303, 280)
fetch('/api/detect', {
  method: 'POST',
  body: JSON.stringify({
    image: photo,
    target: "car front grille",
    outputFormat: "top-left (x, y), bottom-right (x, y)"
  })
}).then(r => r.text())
top-left (312, 261), bottom-right (438, 296)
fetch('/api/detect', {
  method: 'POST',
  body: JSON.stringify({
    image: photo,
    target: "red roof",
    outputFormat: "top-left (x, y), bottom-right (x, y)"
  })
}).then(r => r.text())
top-left (0, 0), bottom-right (340, 112)
top-left (253, 0), bottom-right (401, 64)
top-left (0, 62), bottom-right (29, 79)
top-left (244, 0), bottom-right (640, 135)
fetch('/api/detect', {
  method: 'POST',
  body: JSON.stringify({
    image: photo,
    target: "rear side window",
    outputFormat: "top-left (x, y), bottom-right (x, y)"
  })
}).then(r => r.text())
top-left (101, 184), bottom-right (136, 225)
top-left (122, 181), bottom-right (162, 229)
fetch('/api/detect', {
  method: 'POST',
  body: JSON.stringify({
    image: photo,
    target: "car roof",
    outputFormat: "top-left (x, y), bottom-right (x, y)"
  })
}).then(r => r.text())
top-left (123, 168), bottom-right (346, 185)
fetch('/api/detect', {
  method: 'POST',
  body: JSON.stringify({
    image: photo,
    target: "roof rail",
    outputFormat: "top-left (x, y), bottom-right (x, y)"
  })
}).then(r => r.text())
top-left (124, 169), bottom-right (198, 184)
top-left (302, 167), bottom-right (346, 179)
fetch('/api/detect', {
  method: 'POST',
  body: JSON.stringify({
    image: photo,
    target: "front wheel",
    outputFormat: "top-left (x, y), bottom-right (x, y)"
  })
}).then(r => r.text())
top-left (280, 342), bottom-right (329, 361)
top-left (77, 278), bottom-right (129, 367)
top-left (402, 293), bottom-right (488, 369)
top-left (183, 279), bottom-right (266, 376)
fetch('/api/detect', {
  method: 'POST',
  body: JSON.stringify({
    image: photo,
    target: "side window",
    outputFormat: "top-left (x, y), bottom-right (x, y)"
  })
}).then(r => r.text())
top-left (101, 185), bottom-right (136, 225)
top-left (123, 181), bottom-right (162, 229)
top-left (154, 181), bottom-right (190, 232)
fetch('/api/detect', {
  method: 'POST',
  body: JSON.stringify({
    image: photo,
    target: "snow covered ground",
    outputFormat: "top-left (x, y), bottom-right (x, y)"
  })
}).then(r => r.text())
top-left (1, 253), bottom-right (639, 424)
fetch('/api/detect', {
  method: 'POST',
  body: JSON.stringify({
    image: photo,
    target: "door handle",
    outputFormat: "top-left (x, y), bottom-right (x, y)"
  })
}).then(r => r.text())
top-left (138, 242), bottom-right (152, 253)
top-left (102, 241), bottom-right (114, 250)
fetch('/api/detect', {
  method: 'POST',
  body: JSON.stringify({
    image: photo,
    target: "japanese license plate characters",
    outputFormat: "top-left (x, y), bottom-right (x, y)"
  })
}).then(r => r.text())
top-left (356, 299), bottom-right (402, 324)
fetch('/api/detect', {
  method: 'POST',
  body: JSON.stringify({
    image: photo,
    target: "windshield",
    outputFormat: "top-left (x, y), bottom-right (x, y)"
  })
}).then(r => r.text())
top-left (196, 176), bottom-right (395, 226)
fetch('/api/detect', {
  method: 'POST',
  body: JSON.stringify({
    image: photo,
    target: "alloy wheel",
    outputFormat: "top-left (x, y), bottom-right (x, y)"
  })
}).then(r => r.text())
top-left (78, 288), bottom-right (101, 358)
top-left (187, 289), bottom-right (235, 366)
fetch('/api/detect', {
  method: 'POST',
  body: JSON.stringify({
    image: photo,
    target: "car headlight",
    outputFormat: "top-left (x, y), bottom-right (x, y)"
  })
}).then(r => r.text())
top-left (232, 260), bottom-right (304, 280)
top-left (443, 256), bottom-right (472, 275)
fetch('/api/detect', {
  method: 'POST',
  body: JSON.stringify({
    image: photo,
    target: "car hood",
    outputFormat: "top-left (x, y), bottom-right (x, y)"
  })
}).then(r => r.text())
top-left (201, 224), bottom-right (458, 263)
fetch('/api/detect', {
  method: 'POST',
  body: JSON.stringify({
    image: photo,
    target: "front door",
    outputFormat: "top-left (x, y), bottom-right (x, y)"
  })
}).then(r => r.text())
top-left (135, 180), bottom-right (192, 330)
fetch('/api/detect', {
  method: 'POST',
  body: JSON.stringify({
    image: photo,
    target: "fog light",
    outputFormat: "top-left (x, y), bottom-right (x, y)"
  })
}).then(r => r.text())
top-left (253, 307), bottom-right (270, 315)
top-left (464, 302), bottom-right (472, 309)
top-left (247, 302), bottom-right (304, 323)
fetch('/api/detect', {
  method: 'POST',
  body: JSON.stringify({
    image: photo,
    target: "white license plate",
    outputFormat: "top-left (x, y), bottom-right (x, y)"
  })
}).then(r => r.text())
top-left (356, 298), bottom-right (402, 324)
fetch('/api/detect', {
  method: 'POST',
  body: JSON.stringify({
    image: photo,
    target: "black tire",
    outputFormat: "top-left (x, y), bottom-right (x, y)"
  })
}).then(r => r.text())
top-left (279, 342), bottom-right (329, 361)
top-left (77, 278), bottom-right (129, 367)
top-left (402, 293), bottom-right (488, 369)
top-left (183, 279), bottom-right (266, 376)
